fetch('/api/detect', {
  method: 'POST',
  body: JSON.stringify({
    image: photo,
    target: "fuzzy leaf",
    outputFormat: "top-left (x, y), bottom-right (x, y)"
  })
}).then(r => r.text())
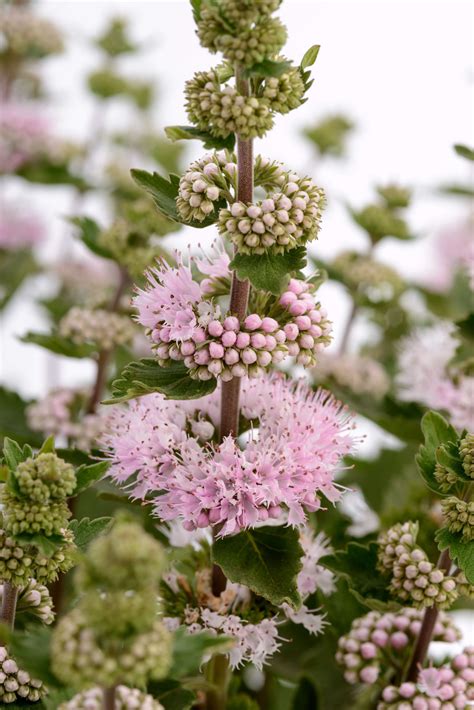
top-left (69, 216), bottom-right (114, 260)
top-left (21, 331), bottom-right (97, 359)
top-left (38, 435), bottom-right (55, 455)
top-left (69, 516), bottom-right (113, 550)
top-left (14, 532), bottom-right (66, 556)
top-left (454, 144), bottom-right (474, 161)
top-left (169, 628), bottom-right (232, 678)
top-left (0, 387), bottom-right (43, 448)
top-left (212, 526), bottom-right (303, 607)
top-left (435, 527), bottom-right (474, 584)
top-left (2, 437), bottom-right (29, 472)
top-left (105, 358), bottom-right (217, 404)
top-left (301, 44), bottom-right (321, 70)
top-left (230, 247), bottom-right (307, 295)
top-left (74, 461), bottom-right (110, 495)
top-left (165, 124), bottom-right (235, 151)
top-left (416, 411), bottom-right (459, 494)
top-left (0, 248), bottom-right (38, 311)
top-left (321, 542), bottom-right (398, 611)
top-left (244, 58), bottom-right (293, 78)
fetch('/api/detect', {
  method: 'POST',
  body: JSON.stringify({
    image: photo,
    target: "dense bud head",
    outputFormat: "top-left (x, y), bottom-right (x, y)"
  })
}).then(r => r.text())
top-left (441, 497), bottom-right (474, 542)
top-left (59, 685), bottom-right (165, 710)
top-left (77, 518), bottom-right (166, 592)
top-left (0, 645), bottom-right (46, 705)
top-left (460, 434), bottom-right (474, 478)
top-left (15, 453), bottom-right (76, 503)
top-left (1, 488), bottom-right (71, 537)
top-left (376, 183), bottom-right (412, 209)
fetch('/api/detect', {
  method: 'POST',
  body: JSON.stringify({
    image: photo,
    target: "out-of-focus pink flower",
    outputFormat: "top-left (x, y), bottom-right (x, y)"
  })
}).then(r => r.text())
top-left (428, 222), bottom-right (474, 292)
top-left (396, 323), bottom-right (474, 431)
top-left (0, 104), bottom-right (52, 173)
top-left (0, 200), bottom-right (44, 250)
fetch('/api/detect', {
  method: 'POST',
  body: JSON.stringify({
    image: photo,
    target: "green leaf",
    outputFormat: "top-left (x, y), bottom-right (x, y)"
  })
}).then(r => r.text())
top-left (321, 542), bottom-right (398, 611)
top-left (14, 532), bottom-right (66, 556)
top-left (2, 626), bottom-right (62, 688)
top-left (244, 58), bottom-right (293, 78)
top-left (454, 143), bottom-right (474, 161)
top-left (292, 677), bottom-right (319, 710)
top-left (301, 44), bottom-right (321, 70)
top-left (42, 689), bottom-right (75, 709)
top-left (147, 679), bottom-right (196, 710)
top-left (0, 387), bottom-right (43, 448)
top-left (165, 125), bottom-right (235, 151)
top-left (38, 435), bottom-right (55, 455)
top-left (416, 411), bottom-right (459, 494)
top-left (105, 358), bottom-right (217, 404)
top-left (69, 516), bottom-right (113, 551)
top-left (21, 331), bottom-right (97, 359)
top-left (74, 461), bottom-right (110, 495)
top-left (0, 248), bottom-right (38, 311)
top-left (230, 247), bottom-right (307, 295)
top-left (131, 168), bottom-right (224, 228)
top-left (212, 526), bottom-right (303, 607)
top-left (169, 627), bottom-right (232, 678)
top-left (435, 527), bottom-right (474, 584)
top-left (439, 183), bottom-right (474, 198)
top-left (69, 216), bottom-right (114, 260)
top-left (2, 437), bottom-right (28, 472)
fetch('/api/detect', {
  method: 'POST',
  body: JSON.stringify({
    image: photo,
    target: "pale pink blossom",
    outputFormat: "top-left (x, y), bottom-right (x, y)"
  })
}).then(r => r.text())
top-left (428, 222), bottom-right (474, 292)
top-left (0, 104), bottom-right (52, 173)
top-left (0, 201), bottom-right (44, 250)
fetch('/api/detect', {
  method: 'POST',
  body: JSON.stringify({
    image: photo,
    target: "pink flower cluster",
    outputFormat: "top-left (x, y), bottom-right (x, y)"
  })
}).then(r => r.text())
top-left (0, 104), bottom-right (51, 174)
top-left (379, 648), bottom-right (474, 709)
top-left (103, 374), bottom-right (357, 535)
top-left (134, 252), bottom-right (331, 381)
top-left (0, 201), bottom-right (44, 251)
top-left (396, 324), bottom-right (474, 431)
top-left (428, 222), bottom-right (474, 293)
top-left (336, 607), bottom-right (461, 686)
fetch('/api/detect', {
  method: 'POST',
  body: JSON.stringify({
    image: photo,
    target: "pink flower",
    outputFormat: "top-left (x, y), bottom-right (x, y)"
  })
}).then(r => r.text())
top-left (0, 201), bottom-right (44, 250)
top-left (0, 103), bottom-right (51, 173)
top-left (417, 666), bottom-right (444, 698)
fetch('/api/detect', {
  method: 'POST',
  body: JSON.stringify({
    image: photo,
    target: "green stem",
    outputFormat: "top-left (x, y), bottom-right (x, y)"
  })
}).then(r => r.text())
top-left (205, 653), bottom-right (230, 710)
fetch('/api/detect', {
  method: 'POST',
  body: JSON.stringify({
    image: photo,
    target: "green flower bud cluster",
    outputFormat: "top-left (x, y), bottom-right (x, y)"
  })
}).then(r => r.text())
top-left (460, 434), bottom-right (474, 478)
top-left (353, 204), bottom-right (410, 242)
top-left (303, 114), bottom-right (354, 157)
top-left (219, 172), bottom-right (325, 255)
top-left (51, 608), bottom-right (172, 690)
top-left (196, 0), bottom-right (286, 67)
top-left (176, 152), bottom-right (236, 223)
top-left (185, 68), bottom-right (274, 140)
top-left (0, 524), bottom-right (76, 586)
top-left (1, 488), bottom-right (71, 536)
top-left (59, 307), bottom-right (135, 350)
top-left (52, 519), bottom-right (171, 691)
top-left (376, 184), bottom-right (412, 209)
top-left (0, 646), bottom-right (45, 705)
top-left (98, 216), bottom-right (170, 280)
top-left (441, 497), bottom-right (474, 542)
top-left (15, 453), bottom-right (76, 503)
top-left (0, 7), bottom-right (63, 60)
top-left (2, 577), bottom-right (55, 625)
top-left (96, 18), bottom-right (137, 58)
top-left (457, 571), bottom-right (474, 599)
top-left (377, 522), bottom-right (458, 609)
top-left (434, 462), bottom-right (460, 492)
top-left (262, 66), bottom-right (306, 114)
top-left (59, 684), bottom-right (164, 709)
top-left (88, 70), bottom-right (153, 110)
top-left (332, 250), bottom-right (404, 304)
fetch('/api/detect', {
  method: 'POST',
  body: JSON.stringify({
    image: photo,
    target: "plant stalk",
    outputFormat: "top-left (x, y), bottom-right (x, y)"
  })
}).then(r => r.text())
top-left (204, 653), bottom-right (231, 710)
top-left (0, 582), bottom-right (18, 631)
top-left (103, 685), bottom-right (116, 710)
top-left (406, 548), bottom-right (452, 681)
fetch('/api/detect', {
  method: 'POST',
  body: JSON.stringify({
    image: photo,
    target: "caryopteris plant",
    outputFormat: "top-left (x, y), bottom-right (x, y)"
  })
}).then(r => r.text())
top-left (0, 1), bottom-right (472, 709)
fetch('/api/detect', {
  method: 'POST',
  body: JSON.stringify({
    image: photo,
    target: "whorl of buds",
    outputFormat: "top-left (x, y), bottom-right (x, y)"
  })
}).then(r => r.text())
top-left (1, 578), bottom-right (55, 625)
top-left (59, 307), bottom-right (135, 350)
top-left (441, 497), bottom-right (474, 542)
top-left (460, 434), bottom-right (474, 478)
top-left (314, 352), bottom-right (390, 400)
top-left (377, 522), bottom-right (458, 609)
top-left (80, 588), bottom-right (157, 639)
top-left (51, 609), bottom-right (172, 690)
top-left (0, 646), bottom-right (45, 705)
top-left (353, 203), bottom-right (410, 242)
top-left (379, 647), bottom-right (474, 709)
top-left (434, 462), bottom-right (459, 493)
top-left (0, 524), bottom-right (75, 586)
top-left (1, 489), bottom-right (71, 537)
top-left (376, 184), bottom-right (412, 209)
top-left (457, 571), bottom-right (474, 599)
top-left (76, 518), bottom-right (166, 591)
top-left (262, 66), bottom-right (306, 114)
top-left (219, 173), bottom-right (324, 255)
top-left (176, 152), bottom-right (235, 223)
top-left (0, 7), bottom-right (63, 59)
top-left (59, 685), bottom-right (164, 710)
top-left (336, 607), bottom-right (461, 686)
top-left (333, 250), bottom-right (404, 303)
top-left (15, 453), bottom-right (76, 503)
